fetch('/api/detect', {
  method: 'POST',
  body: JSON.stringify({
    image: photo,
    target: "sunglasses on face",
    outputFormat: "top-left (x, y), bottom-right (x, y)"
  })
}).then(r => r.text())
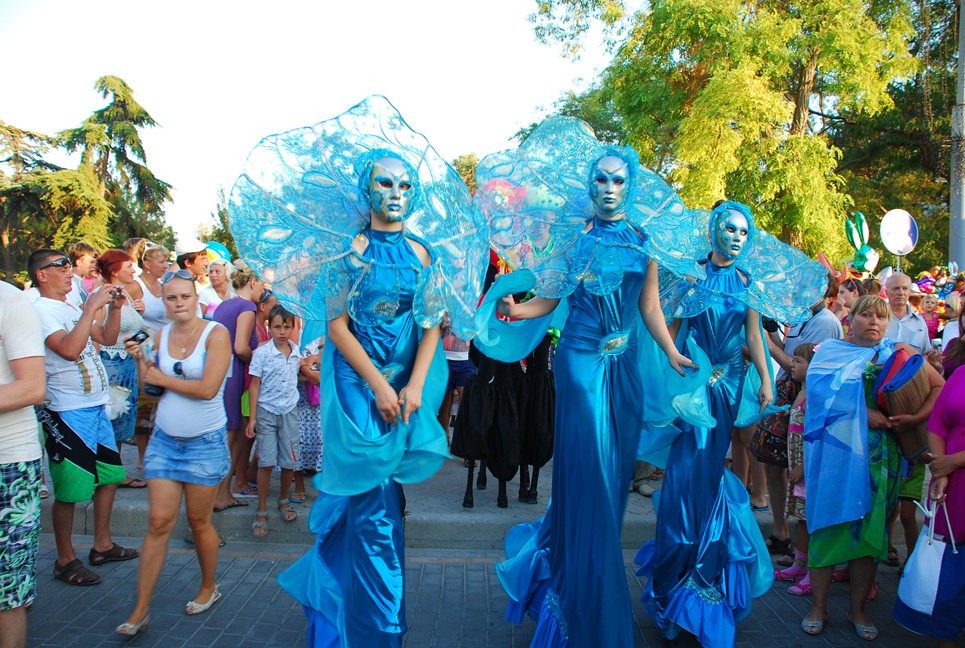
top-left (39, 257), bottom-right (71, 271)
top-left (159, 269), bottom-right (196, 285)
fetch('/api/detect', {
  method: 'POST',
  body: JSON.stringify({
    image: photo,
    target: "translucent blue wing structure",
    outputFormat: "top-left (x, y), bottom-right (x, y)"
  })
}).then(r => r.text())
top-left (661, 208), bottom-right (829, 325)
top-left (474, 117), bottom-right (706, 298)
top-left (227, 95), bottom-right (489, 339)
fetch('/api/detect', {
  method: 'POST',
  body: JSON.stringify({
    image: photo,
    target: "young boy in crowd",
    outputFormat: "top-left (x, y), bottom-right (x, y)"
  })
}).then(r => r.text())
top-left (246, 305), bottom-right (301, 537)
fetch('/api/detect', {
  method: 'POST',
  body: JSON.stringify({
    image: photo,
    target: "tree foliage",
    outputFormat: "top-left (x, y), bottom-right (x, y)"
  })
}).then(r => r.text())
top-left (529, 0), bottom-right (921, 261)
top-left (452, 153), bottom-right (479, 194)
top-left (201, 187), bottom-right (239, 260)
top-left (0, 78), bottom-right (173, 284)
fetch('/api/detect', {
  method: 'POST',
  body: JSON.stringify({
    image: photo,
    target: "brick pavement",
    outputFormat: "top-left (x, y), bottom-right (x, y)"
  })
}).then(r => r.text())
top-left (26, 533), bottom-right (924, 647)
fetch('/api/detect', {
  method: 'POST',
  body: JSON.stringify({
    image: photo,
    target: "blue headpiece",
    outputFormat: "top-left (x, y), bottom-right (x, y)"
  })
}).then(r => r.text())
top-left (709, 200), bottom-right (755, 260)
top-left (226, 95), bottom-right (489, 339)
top-left (475, 117), bottom-right (706, 298)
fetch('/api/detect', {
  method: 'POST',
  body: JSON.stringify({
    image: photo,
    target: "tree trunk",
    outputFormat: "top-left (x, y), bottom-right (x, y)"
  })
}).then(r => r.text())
top-left (791, 49), bottom-right (821, 136)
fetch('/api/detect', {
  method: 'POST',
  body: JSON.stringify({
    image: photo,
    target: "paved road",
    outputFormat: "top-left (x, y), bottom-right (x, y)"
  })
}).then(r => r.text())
top-left (27, 532), bottom-right (923, 647)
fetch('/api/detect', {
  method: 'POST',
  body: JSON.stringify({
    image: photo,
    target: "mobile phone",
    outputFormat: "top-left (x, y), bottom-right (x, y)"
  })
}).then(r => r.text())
top-left (127, 329), bottom-right (149, 344)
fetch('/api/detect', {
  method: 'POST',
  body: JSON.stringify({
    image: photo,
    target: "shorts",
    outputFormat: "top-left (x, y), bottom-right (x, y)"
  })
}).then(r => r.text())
top-left (254, 405), bottom-right (299, 470)
top-left (39, 406), bottom-right (125, 503)
top-left (899, 461), bottom-right (927, 500)
top-left (0, 460), bottom-right (41, 611)
top-left (144, 427), bottom-right (230, 487)
top-left (446, 359), bottom-right (477, 390)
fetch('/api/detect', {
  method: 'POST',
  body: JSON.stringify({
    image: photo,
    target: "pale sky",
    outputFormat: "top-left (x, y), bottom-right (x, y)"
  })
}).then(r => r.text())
top-left (0, 0), bottom-right (612, 241)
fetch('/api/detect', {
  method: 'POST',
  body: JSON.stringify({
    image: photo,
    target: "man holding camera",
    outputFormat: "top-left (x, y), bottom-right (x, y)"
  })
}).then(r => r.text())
top-left (28, 248), bottom-right (139, 587)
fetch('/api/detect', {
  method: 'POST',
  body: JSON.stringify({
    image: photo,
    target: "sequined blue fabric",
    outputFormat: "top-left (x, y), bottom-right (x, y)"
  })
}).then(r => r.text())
top-left (636, 261), bottom-right (774, 647)
top-left (475, 118), bottom-right (706, 294)
top-left (661, 208), bottom-right (828, 325)
top-left (227, 95), bottom-right (488, 340)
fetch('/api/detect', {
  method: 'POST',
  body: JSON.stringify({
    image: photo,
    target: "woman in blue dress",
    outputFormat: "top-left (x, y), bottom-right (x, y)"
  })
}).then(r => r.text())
top-left (474, 119), bottom-right (706, 647)
top-left (635, 201), bottom-right (827, 647)
top-left (226, 97), bottom-right (488, 647)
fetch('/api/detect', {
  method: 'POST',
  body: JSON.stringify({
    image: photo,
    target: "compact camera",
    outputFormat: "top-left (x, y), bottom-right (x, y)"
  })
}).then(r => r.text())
top-left (127, 329), bottom-right (150, 344)
top-left (108, 287), bottom-right (124, 299)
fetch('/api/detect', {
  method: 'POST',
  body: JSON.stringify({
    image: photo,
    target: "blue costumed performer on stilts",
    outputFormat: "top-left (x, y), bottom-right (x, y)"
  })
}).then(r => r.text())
top-left (226, 95), bottom-right (488, 647)
top-left (635, 200), bottom-right (829, 647)
top-left (473, 117), bottom-right (710, 647)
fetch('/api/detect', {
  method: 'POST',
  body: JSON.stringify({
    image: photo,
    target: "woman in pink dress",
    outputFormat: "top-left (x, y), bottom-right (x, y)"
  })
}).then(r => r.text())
top-left (893, 365), bottom-right (965, 646)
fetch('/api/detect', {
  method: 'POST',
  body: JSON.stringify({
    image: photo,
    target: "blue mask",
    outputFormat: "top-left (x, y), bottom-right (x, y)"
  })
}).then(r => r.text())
top-left (368, 157), bottom-right (415, 223)
top-left (588, 156), bottom-right (629, 216)
top-left (712, 209), bottom-right (750, 260)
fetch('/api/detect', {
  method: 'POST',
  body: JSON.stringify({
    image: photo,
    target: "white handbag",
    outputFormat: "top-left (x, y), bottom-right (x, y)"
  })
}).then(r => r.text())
top-left (896, 499), bottom-right (958, 615)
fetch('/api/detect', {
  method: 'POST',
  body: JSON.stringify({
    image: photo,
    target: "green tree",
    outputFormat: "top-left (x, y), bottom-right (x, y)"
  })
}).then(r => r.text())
top-left (452, 154), bottom-right (479, 194)
top-left (514, 84), bottom-right (629, 150)
top-left (827, 0), bottom-right (956, 274)
top-left (202, 187), bottom-right (238, 259)
top-left (59, 75), bottom-right (172, 242)
top-left (0, 121), bottom-right (53, 281)
top-left (530, 0), bottom-right (919, 261)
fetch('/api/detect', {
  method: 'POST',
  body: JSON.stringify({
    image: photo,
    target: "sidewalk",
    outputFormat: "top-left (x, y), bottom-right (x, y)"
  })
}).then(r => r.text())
top-left (27, 533), bottom-right (921, 647)
top-left (30, 446), bottom-right (926, 646)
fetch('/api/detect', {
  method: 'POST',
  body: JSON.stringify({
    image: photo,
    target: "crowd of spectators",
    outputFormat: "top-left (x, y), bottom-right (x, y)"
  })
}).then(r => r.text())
top-left (2, 234), bottom-right (963, 645)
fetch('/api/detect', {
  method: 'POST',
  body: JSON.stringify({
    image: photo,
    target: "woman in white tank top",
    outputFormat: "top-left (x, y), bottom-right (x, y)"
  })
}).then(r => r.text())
top-left (116, 270), bottom-right (232, 636)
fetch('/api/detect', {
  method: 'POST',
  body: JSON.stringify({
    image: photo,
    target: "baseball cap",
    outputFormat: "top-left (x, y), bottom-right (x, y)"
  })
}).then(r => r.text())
top-left (174, 238), bottom-right (208, 256)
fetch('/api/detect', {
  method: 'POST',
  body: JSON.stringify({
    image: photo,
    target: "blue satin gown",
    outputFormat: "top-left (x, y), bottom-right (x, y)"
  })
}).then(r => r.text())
top-left (636, 260), bottom-right (772, 648)
top-left (278, 228), bottom-right (449, 648)
top-left (497, 216), bottom-right (649, 647)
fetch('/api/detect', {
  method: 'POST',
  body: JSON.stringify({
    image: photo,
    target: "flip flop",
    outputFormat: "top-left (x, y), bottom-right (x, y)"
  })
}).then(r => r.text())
top-left (89, 543), bottom-right (139, 566)
top-left (750, 503), bottom-right (769, 512)
top-left (213, 499), bottom-right (249, 512)
top-left (289, 492), bottom-right (306, 504)
top-left (118, 478), bottom-right (147, 489)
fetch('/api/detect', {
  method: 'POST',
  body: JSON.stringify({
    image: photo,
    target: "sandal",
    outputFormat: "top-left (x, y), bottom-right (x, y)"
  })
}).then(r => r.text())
top-left (289, 492), bottom-right (306, 504)
top-left (848, 612), bottom-right (879, 641)
top-left (118, 478), bottom-right (147, 489)
top-left (832, 568), bottom-right (850, 582)
top-left (53, 558), bottom-right (101, 586)
top-left (788, 582), bottom-right (812, 596)
top-left (766, 534), bottom-right (793, 556)
top-left (278, 498), bottom-right (297, 523)
top-left (886, 547), bottom-right (900, 567)
top-left (776, 554), bottom-right (795, 567)
top-left (89, 543), bottom-right (139, 566)
top-left (800, 616), bottom-right (826, 636)
top-left (252, 511), bottom-right (268, 538)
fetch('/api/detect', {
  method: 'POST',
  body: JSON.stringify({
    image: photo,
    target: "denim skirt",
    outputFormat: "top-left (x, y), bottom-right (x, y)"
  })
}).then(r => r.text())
top-left (144, 426), bottom-right (230, 487)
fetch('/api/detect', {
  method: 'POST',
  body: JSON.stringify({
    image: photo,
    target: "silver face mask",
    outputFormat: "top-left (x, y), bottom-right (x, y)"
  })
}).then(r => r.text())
top-left (713, 209), bottom-right (749, 260)
top-left (368, 157), bottom-right (414, 223)
top-left (589, 156), bottom-right (629, 216)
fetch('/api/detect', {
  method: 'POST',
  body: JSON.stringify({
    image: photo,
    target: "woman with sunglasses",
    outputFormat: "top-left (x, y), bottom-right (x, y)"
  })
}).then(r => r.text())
top-left (115, 269), bottom-right (232, 635)
top-left (210, 263), bottom-right (267, 511)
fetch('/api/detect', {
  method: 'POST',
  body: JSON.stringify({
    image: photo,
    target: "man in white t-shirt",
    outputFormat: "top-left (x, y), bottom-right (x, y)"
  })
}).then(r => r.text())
top-left (28, 248), bottom-right (140, 587)
top-left (0, 281), bottom-right (46, 647)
